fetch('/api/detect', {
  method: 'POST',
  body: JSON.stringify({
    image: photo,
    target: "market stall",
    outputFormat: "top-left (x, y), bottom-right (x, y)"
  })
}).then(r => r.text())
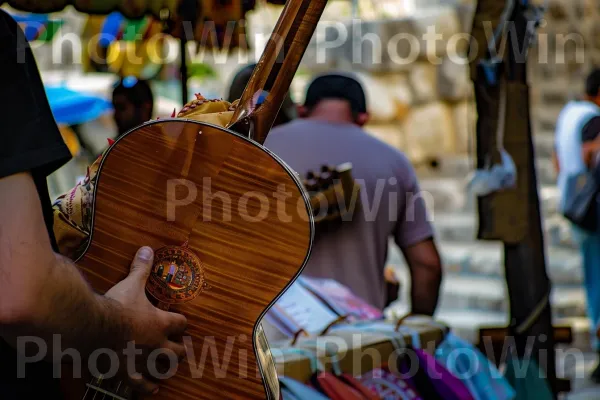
top-left (4, 0), bottom-right (285, 105)
top-left (263, 277), bottom-right (517, 399)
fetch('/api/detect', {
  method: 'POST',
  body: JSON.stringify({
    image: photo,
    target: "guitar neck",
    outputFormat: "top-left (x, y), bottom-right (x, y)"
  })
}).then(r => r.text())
top-left (228, 0), bottom-right (328, 144)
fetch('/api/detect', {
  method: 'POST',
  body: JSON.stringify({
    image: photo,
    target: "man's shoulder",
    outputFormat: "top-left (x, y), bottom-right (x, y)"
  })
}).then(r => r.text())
top-left (557, 101), bottom-right (600, 140)
top-left (558, 101), bottom-right (599, 122)
top-left (0, 9), bottom-right (16, 36)
top-left (270, 120), bottom-right (410, 159)
top-left (359, 127), bottom-right (412, 161)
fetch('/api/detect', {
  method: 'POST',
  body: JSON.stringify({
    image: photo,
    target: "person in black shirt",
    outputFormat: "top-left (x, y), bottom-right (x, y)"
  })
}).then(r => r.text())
top-left (0, 9), bottom-right (187, 398)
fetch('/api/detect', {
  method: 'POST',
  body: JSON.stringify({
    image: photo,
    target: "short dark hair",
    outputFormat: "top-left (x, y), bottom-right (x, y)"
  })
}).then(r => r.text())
top-left (304, 73), bottom-right (367, 116)
top-left (112, 78), bottom-right (154, 109)
top-left (586, 69), bottom-right (600, 97)
top-left (227, 64), bottom-right (255, 103)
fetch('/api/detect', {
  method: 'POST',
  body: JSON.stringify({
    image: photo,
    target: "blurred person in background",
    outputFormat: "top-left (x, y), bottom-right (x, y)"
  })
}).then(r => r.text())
top-left (227, 63), bottom-right (296, 129)
top-left (112, 77), bottom-right (154, 138)
top-left (265, 72), bottom-right (442, 313)
top-left (554, 68), bottom-right (600, 382)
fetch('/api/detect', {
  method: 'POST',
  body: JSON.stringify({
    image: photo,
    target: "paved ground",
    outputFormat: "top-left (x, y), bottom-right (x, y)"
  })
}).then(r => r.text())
top-left (562, 351), bottom-right (600, 399)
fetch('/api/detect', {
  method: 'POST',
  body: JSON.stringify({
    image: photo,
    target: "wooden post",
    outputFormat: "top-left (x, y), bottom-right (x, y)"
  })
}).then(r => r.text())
top-left (470, 0), bottom-right (558, 395)
top-left (502, 1), bottom-right (557, 394)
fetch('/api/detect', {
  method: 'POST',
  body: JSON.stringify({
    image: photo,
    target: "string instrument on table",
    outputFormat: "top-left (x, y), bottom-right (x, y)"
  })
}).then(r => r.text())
top-left (58, 0), bottom-right (328, 398)
top-left (302, 163), bottom-right (361, 233)
top-left (302, 157), bottom-right (439, 234)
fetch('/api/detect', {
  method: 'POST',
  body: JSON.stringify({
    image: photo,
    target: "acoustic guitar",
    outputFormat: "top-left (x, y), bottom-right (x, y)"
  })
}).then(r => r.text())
top-left (60, 0), bottom-right (327, 398)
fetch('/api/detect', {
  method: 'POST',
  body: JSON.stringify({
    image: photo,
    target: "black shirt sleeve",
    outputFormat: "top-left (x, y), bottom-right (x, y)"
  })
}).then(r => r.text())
top-left (0, 12), bottom-right (70, 400)
top-left (0, 9), bottom-right (70, 180)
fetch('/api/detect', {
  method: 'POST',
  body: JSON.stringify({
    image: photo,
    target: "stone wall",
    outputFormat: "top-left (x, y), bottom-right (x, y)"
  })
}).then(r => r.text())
top-left (287, 0), bottom-right (600, 164)
top-left (528, 0), bottom-right (599, 134)
top-left (292, 3), bottom-right (478, 165)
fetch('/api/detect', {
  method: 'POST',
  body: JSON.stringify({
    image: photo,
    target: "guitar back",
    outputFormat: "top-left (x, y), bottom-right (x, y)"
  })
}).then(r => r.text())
top-left (68, 119), bottom-right (313, 399)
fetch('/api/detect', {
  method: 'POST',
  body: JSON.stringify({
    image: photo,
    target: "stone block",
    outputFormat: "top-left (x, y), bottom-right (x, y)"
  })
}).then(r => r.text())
top-left (437, 57), bottom-right (472, 101)
top-left (539, 85), bottom-right (571, 106)
top-left (546, 2), bottom-right (569, 21)
top-left (366, 124), bottom-right (405, 150)
top-left (536, 158), bottom-right (557, 185)
top-left (542, 23), bottom-right (587, 58)
top-left (300, 22), bottom-right (345, 71)
top-left (545, 0), bottom-right (596, 22)
top-left (355, 72), bottom-right (397, 123)
top-left (409, 62), bottom-right (438, 104)
top-left (407, 7), bottom-right (462, 62)
top-left (337, 7), bottom-right (460, 73)
top-left (377, 73), bottom-right (414, 121)
top-left (402, 102), bottom-right (456, 163)
top-left (340, 18), bottom-right (416, 73)
top-left (589, 23), bottom-right (600, 51)
top-left (573, 0), bottom-right (596, 21)
top-left (532, 132), bottom-right (553, 158)
top-left (450, 101), bottom-right (476, 154)
top-left (418, 177), bottom-right (468, 213)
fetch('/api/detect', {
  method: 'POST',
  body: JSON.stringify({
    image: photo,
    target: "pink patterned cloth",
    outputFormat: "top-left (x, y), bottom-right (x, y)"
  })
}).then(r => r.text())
top-left (359, 367), bottom-right (422, 400)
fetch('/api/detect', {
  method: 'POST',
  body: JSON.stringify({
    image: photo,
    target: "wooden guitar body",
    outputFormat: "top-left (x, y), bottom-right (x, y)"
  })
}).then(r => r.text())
top-left (64, 119), bottom-right (313, 399)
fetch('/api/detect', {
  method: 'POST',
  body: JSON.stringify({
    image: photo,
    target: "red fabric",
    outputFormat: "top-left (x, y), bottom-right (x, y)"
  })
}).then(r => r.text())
top-left (311, 372), bottom-right (379, 400)
top-left (338, 373), bottom-right (382, 400)
top-left (359, 366), bottom-right (423, 399)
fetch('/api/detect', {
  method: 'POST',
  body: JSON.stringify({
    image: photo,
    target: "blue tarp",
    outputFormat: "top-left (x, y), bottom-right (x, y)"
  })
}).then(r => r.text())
top-left (45, 86), bottom-right (112, 125)
top-left (10, 13), bottom-right (63, 41)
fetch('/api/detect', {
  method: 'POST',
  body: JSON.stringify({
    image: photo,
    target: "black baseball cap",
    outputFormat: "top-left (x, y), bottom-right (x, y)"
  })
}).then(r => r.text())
top-left (304, 73), bottom-right (367, 114)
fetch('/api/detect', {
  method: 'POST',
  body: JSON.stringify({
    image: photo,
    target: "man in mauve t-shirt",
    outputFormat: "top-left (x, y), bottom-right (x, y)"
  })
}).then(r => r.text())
top-left (0, 10), bottom-right (186, 398)
top-left (265, 73), bottom-right (442, 312)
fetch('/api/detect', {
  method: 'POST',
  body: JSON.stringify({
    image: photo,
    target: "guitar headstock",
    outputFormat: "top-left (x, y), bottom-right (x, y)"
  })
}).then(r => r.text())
top-left (302, 163), bottom-right (361, 232)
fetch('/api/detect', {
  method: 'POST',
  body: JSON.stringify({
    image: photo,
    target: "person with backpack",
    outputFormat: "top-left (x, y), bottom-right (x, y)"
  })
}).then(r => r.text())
top-left (554, 69), bottom-right (600, 382)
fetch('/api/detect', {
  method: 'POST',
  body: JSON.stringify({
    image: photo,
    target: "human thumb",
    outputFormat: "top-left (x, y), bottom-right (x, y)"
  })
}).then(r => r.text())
top-left (129, 246), bottom-right (154, 283)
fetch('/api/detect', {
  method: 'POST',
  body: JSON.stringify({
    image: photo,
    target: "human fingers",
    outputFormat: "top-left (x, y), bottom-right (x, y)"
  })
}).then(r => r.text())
top-left (127, 372), bottom-right (159, 395)
top-left (127, 247), bottom-right (154, 284)
top-left (160, 310), bottom-right (188, 337)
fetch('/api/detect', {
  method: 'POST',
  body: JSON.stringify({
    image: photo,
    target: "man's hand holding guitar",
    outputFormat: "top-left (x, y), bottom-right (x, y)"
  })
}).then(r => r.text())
top-left (0, 173), bottom-right (187, 396)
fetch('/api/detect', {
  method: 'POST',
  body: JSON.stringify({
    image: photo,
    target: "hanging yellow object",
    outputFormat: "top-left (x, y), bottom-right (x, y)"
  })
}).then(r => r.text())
top-left (82, 14), bottom-right (166, 80)
top-left (2, 0), bottom-right (181, 20)
top-left (105, 23), bottom-right (166, 79)
top-left (58, 125), bottom-right (81, 156)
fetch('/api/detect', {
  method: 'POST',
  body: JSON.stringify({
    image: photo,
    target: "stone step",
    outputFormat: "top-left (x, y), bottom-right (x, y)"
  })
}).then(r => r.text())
top-left (387, 239), bottom-right (582, 286)
top-left (385, 304), bottom-right (593, 351)
top-left (533, 105), bottom-right (565, 132)
top-left (418, 176), bottom-right (561, 216)
top-left (439, 275), bottom-right (586, 318)
top-left (432, 211), bottom-right (577, 250)
top-left (439, 241), bottom-right (582, 285)
top-left (533, 132), bottom-right (556, 159)
top-left (390, 254), bottom-right (585, 317)
top-left (415, 154), bottom-right (556, 185)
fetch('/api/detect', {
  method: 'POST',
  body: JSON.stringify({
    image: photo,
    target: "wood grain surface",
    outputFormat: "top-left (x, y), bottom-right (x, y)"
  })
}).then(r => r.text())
top-left (64, 119), bottom-right (313, 400)
top-left (228, 0), bottom-right (328, 144)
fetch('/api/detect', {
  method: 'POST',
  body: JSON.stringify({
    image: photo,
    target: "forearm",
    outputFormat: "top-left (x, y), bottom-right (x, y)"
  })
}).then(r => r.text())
top-left (1, 253), bottom-right (130, 358)
top-left (409, 265), bottom-right (442, 316)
